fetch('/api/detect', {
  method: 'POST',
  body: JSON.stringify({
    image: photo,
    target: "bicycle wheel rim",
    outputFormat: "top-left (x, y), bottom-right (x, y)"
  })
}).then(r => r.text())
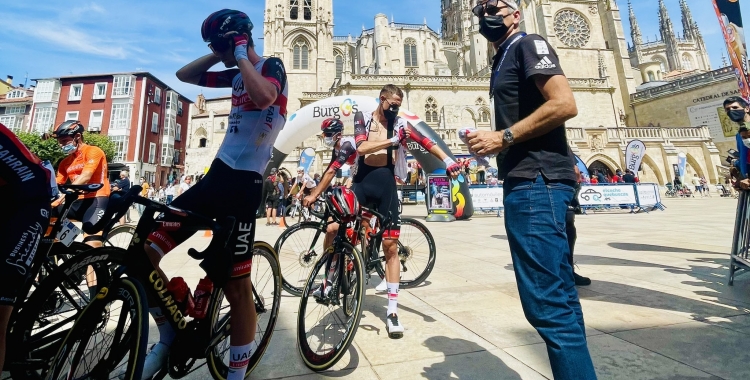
top-left (46, 278), bottom-right (147, 380)
top-left (206, 242), bottom-right (281, 380)
top-left (297, 242), bottom-right (364, 371)
top-left (104, 225), bottom-right (135, 249)
top-left (275, 223), bottom-right (327, 296)
top-left (395, 218), bottom-right (436, 288)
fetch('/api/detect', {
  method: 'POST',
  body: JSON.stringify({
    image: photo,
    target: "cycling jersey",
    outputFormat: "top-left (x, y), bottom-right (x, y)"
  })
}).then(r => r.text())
top-left (326, 136), bottom-right (357, 172)
top-left (296, 173), bottom-right (316, 189)
top-left (0, 123), bottom-right (52, 305)
top-left (56, 144), bottom-right (111, 198)
top-left (200, 57), bottom-right (288, 174)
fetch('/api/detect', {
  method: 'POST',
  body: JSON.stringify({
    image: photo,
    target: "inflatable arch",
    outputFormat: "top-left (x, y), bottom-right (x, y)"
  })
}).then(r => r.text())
top-left (265, 95), bottom-right (474, 219)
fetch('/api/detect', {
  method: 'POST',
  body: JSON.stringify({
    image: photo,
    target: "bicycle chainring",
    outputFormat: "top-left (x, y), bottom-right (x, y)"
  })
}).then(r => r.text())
top-left (168, 319), bottom-right (210, 378)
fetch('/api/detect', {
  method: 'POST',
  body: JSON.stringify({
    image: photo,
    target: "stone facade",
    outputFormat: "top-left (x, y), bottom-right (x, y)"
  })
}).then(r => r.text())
top-left (184, 0), bottom-right (722, 187)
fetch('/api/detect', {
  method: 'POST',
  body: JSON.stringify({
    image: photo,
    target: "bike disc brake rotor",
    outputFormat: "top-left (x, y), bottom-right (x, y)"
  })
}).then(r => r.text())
top-left (40, 291), bottom-right (65, 317)
top-left (298, 250), bottom-right (317, 268)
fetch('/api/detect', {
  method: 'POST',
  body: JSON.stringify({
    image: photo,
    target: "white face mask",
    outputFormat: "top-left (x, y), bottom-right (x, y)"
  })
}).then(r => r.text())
top-left (323, 136), bottom-right (336, 147)
top-left (743, 138), bottom-right (750, 149)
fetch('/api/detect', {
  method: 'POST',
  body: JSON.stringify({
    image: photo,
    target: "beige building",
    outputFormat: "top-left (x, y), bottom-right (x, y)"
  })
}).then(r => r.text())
top-left (186, 0), bottom-right (723, 186)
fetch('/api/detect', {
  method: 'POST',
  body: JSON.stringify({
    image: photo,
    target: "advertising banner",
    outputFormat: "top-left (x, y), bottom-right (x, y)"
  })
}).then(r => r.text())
top-left (577, 185), bottom-right (637, 206)
top-left (298, 147), bottom-right (315, 173)
top-left (468, 186), bottom-right (504, 209)
top-left (636, 183), bottom-right (661, 207)
top-left (712, 0), bottom-right (750, 100)
top-left (677, 152), bottom-right (687, 183)
top-left (687, 99), bottom-right (741, 143)
top-left (574, 155), bottom-right (589, 179)
top-left (427, 176), bottom-right (453, 211)
top-left (625, 140), bottom-right (646, 173)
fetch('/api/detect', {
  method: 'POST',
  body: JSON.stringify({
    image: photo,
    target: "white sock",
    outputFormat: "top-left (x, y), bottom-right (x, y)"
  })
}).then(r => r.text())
top-left (149, 307), bottom-right (176, 346)
top-left (387, 282), bottom-right (399, 315)
top-left (228, 342), bottom-right (256, 380)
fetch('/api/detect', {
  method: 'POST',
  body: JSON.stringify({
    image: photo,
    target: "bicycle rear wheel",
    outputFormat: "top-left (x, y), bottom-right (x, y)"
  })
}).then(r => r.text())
top-left (297, 241), bottom-right (364, 371)
top-left (104, 224), bottom-right (135, 249)
top-left (46, 277), bottom-right (148, 380)
top-left (373, 218), bottom-right (436, 289)
top-left (206, 241), bottom-right (281, 380)
top-left (275, 222), bottom-right (327, 296)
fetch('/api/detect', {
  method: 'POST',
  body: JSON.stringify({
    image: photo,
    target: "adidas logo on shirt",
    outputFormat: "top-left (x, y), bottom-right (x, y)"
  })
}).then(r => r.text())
top-left (534, 56), bottom-right (556, 69)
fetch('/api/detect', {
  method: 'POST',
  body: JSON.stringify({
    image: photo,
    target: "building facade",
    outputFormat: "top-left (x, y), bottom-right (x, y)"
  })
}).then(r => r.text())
top-left (0, 80), bottom-right (34, 132)
top-left (29, 72), bottom-right (192, 187)
top-left (185, 0), bottom-right (722, 186)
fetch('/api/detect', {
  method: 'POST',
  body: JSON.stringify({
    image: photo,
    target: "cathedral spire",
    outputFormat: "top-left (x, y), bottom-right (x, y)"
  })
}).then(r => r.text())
top-left (658, 0), bottom-right (681, 71)
top-left (679, 0), bottom-right (696, 40)
top-left (628, 0), bottom-right (644, 64)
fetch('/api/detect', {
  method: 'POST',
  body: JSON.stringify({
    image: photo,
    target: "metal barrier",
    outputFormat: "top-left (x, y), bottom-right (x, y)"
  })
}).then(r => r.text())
top-left (578, 183), bottom-right (665, 213)
top-left (729, 190), bottom-right (750, 285)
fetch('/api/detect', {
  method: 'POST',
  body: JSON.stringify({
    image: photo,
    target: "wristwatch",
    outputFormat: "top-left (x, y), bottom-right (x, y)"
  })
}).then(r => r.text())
top-left (503, 128), bottom-right (515, 145)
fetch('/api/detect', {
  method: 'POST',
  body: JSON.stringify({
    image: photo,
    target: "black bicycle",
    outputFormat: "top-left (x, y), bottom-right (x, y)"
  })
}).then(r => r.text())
top-left (5, 184), bottom-right (125, 380)
top-left (46, 187), bottom-right (282, 380)
top-left (275, 198), bottom-right (436, 296)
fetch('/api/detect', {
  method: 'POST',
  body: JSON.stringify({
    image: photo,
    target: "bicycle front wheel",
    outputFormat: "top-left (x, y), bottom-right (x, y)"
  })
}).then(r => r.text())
top-left (372, 218), bottom-right (436, 288)
top-left (297, 241), bottom-right (364, 371)
top-left (104, 224), bottom-right (135, 249)
top-left (46, 277), bottom-right (148, 380)
top-left (206, 241), bottom-right (281, 380)
top-left (275, 222), bottom-right (327, 296)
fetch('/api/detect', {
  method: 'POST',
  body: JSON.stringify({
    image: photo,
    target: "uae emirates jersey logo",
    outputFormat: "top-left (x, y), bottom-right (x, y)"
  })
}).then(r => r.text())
top-left (534, 56), bottom-right (556, 69)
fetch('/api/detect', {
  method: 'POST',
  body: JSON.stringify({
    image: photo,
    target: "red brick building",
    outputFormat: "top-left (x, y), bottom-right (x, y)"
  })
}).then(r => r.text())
top-left (29, 72), bottom-right (192, 187)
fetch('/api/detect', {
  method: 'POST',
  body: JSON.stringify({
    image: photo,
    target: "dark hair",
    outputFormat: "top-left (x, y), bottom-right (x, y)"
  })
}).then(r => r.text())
top-left (723, 96), bottom-right (748, 108)
top-left (380, 84), bottom-right (404, 99)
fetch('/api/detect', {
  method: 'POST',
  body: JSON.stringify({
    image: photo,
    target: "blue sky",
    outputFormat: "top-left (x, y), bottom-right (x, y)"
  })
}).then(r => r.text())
top-left (0, 0), bottom-right (744, 102)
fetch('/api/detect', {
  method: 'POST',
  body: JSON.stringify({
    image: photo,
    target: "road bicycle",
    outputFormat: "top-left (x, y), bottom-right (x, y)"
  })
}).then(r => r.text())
top-left (6, 184), bottom-right (129, 380)
top-left (296, 197), bottom-right (436, 371)
top-left (281, 197), bottom-right (326, 228)
top-left (275, 197), bottom-right (435, 296)
top-left (46, 186), bottom-right (282, 380)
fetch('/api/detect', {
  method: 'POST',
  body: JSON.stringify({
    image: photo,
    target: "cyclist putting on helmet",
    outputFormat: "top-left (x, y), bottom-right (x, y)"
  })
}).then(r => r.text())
top-left (0, 123), bottom-right (54, 373)
top-left (317, 85), bottom-right (460, 338)
top-left (132, 9), bottom-right (288, 380)
top-left (52, 120), bottom-right (110, 297)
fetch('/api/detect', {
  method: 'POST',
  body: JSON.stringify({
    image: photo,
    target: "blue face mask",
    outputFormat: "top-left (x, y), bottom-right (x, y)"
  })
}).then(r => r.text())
top-left (61, 142), bottom-right (77, 155)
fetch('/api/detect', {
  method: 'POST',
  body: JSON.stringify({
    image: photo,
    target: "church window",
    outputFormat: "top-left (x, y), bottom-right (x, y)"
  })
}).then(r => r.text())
top-left (293, 37), bottom-right (310, 70)
top-left (655, 58), bottom-right (666, 73)
top-left (682, 54), bottom-right (693, 70)
top-left (303, 0), bottom-right (312, 20)
top-left (290, 0), bottom-right (298, 19)
top-left (479, 108), bottom-right (491, 123)
top-left (425, 97), bottom-right (438, 124)
top-left (335, 53), bottom-right (344, 78)
top-left (475, 97), bottom-right (486, 106)
top-left (647, 71), bottom-right (655, 81)
top-left (404, 38), bottom-right (418, 67)
top-left (554, 9), bottom-right (591, 48)
top-left (199, 138), bottom-right (207, 148)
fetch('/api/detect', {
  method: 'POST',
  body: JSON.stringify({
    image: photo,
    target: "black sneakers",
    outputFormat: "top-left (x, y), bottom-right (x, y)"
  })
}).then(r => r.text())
top-left (573, 272), bottom-right (591, 286)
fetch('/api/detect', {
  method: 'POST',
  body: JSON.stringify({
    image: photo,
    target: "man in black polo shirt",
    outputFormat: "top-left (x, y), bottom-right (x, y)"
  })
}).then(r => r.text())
top-left (467, 1), bottom-right (596, 379)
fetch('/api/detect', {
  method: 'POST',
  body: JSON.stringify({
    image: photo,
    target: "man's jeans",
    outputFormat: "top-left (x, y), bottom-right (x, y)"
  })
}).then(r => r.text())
top-left (503, 174), bottom-right (597, 380)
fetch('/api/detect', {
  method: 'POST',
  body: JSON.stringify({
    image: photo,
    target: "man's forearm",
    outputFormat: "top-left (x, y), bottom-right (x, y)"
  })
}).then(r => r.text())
top-left (176, 54), bottom-right (221, 84)
top-left (237, 57), bottom-right (277, 109)
top-left (72, 171), bottom-right (94, 185)
top-left (510, 98), bottom-right (575, 144)
top-left (427, 145), bottom-right (449, 161)
top-left (310, 169), bottom-right (337, 199)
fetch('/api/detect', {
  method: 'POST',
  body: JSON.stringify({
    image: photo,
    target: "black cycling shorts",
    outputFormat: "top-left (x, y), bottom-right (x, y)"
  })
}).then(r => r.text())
top-left (352, 167), bottom-right (401, 239)
top-left (0, 128), bottom-right (52, 305)
top-left (52, 196), bottom-right (108, 235)
top-left (147, 159), bottom-right (262, 280)
top-left (265, 197), bottom-right (280, 209)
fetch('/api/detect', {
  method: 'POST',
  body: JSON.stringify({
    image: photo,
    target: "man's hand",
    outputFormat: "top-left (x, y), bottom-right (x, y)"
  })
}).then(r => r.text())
top-left (224, 31), bottom-right (249, 62)
top-left (399, 127), bottom-right (411, 143)
top-left (467, 130), bottom-right (506, 156)
top-left (302, 194), bottom-right (317, 208)
top-left (740, 179), bottom-right (750, 190)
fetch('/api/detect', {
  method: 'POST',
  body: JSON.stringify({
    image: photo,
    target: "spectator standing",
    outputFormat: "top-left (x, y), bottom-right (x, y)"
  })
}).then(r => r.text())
top-left (264, 173), bottom-right (279, 225)
top-left (178, 176), bottom-right (193, 197)
top-left (611, 171), bottom-right (621, 183)
top-left (622, 170), bottom-right (636, 184)
top-left (700, 176), bottom-right (710, 197)
top-left (691, 174), bottom-right (704, 196)
top-left (165, 181), bottom-right (176, 205)
top-left (596, 170), bottom-right (606, 184)
top-left (467, 1), bottom-right (597, 378)
top-left (137, 177), bottom-right (150, 216)
top-left (112, 170), bottom-right (132, 224)
top-left (590, 175), bottom-right (598, 184)
top-left (477, 164), bottom-right (486, 184)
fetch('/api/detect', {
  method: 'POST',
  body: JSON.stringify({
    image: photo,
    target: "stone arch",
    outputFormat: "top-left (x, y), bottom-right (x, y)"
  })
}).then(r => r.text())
top-left (585, 153), bottom-right (619, 176)
top-left (681, 53), bottom-right (695, 70)
top-left (461, 107), bottom-right (476, 128)
top-left (191, 126), bottom-right (207, 148)
top-left (653, 56), bottom-right (667, 73)
top-left (639, 154), bottom-right (665, 185)
top-left (685, 152), bottom-right (705, 179)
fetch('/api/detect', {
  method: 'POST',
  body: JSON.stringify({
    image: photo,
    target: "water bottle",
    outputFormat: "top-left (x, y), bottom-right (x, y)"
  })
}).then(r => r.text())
top-left (191, 277), bottom-right (214, 319)
top-left (167, 277), bottom-right (194, 316)
top-left (458, 128), bottom-right (494, 167)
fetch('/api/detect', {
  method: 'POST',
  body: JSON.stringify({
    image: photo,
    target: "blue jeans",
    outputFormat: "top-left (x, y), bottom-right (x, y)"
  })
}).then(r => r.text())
top-left (503, 174), bottom-right (597, 380)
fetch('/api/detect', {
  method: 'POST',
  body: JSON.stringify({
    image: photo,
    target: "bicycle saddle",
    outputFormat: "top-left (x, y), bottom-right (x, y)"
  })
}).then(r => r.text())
top-left (59, 183), bottom-right (103, 192)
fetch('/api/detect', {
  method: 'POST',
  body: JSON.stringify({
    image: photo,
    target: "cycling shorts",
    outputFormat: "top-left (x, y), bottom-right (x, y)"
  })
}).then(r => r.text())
top-left (352, 167), bottom-right (400, 239)
top-left (52, 196), bottom-right (108, 236)
top-left (147, 159), bottom-right (263, 280)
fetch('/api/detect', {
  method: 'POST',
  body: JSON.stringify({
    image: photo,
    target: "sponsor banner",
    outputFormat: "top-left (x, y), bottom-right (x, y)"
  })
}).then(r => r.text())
top-left (468, 186), bottom-right (503, 209)
top-left (625, 140), bottom-right (646, 173)
top-left (574, 155), bottom-right (589, 179)
top-left (298, 147), bottom-right (315, 173)
top-left (677, 152), bottom-right (687, 183)
top-left (577, 185), bottom-right (637, 206)
top-left (713, 0), bottom-right (750, 100)
top-left (636, 183), bottom-right (661, 207)
top-left (687, 100), bottom-right (741, 143)
top-left (427, 175), bottom-right (453, 211)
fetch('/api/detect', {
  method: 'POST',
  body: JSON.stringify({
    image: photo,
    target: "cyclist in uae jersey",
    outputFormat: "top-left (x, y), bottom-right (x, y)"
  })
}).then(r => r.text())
top-left (137, 10), bottom-right (288, 380)
top-left (0, 123), bottom-right (53, 373)
top-left (352, 84), bottom-right (462, 339)
top-left (52, 120), bottom-right (110, 245)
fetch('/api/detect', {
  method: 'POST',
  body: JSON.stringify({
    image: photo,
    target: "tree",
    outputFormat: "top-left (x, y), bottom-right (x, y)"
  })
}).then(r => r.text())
top-left (14, 131), bottom-right (118, 167)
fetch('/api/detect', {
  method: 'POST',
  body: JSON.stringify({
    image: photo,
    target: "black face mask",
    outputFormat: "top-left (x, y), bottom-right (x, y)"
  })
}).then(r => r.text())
top-left (728, 109), bottom-right (747, 123)
top-left (383, 103), bottom-right (399, 121)
top-left (478, 14), bottom-right (512, 43)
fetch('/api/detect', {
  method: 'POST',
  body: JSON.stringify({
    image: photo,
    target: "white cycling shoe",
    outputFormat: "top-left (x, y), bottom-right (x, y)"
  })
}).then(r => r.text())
top-left (312, 281), bottom-right (332, 298)
top-left (375, 278), bottom-right (387, 292)
top-left (386, 313), bottom-right (404, 339)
